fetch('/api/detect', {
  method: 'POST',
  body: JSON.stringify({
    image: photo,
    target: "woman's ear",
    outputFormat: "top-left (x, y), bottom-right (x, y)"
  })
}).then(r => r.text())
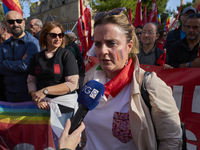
top-left (127, 40), bottom-right (133, 53)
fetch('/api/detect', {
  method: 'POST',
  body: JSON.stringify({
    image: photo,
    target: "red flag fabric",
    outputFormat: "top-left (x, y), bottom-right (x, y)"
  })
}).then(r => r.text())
top-left (80, 0), bottom-right (88, 62)
top-left (84, 4), bottom-right (93, 49)
top-left (149, 0), bottom-right (157, 23)
top-left (142, 5), bottom-right (147, 25)
top-left (2, 0), bottom-right (23, 16)
top-left (133, 0), bottom-right (142, 27)
top-left (128, 7), bottom-right (132, 24)
top-left (147, 9), bottom-right (152, 22)
top-left (156, 49), bottom-right (166, 66)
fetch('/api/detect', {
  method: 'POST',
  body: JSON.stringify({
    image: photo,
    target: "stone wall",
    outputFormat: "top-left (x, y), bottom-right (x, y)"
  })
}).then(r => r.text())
top-left (25, 0), bottom-right (91, 35)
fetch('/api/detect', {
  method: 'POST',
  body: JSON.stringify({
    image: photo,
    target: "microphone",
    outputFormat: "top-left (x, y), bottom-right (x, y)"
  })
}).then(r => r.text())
top-left (69, 80), bottom-right (105, 134)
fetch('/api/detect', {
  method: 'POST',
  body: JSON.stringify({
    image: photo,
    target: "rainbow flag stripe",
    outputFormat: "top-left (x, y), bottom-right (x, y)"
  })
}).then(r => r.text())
top-left (2, 0), bottom-right (23, 16)
top-left (0, 101), bottom-right (55, 150)
top-left (116, 49), bottom-right (123, 61)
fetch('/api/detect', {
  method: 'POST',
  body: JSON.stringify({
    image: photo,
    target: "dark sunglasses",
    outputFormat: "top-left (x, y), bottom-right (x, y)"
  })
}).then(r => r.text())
top-left (188, 13), bottom-right (200, 18)
top-left (7, 19), bottom-right (23, 25)
top-left (48, 33), bottom-right (64, 39)
top-left (94, 7), bottom-right (128, 22)
top-left (136, 32), bottom-right (142, 36)
top-left (29, 24), bottom-right (37, 28)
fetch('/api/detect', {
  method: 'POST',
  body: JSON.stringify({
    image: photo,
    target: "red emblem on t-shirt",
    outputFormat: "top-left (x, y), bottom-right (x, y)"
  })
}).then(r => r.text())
top-left (54, 64), bottom-right (60, 74)
top-left (35, 66), bottom-right (41, 75)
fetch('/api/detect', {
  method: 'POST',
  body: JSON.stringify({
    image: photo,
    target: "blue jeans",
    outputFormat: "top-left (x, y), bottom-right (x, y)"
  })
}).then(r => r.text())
top-left (6, 91), bottom-right (32, 102)
top-left (54, 111), bottom-right (74, 149)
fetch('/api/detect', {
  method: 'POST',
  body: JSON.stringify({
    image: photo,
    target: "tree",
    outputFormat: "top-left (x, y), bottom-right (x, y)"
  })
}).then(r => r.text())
top-left (90, 0), bottom-right (169, 24)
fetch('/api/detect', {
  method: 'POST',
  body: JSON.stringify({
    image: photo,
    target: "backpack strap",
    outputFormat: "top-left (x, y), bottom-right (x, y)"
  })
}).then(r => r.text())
top-left (141, 71), bottom-right (152, 112)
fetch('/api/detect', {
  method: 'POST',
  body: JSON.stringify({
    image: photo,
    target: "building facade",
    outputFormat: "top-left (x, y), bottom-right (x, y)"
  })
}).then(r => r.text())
top-left (26, 0), bottom-right (90, 34)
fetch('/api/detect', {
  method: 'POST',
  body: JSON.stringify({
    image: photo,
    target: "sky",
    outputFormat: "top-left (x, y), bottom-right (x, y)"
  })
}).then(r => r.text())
top-left (23, 0), bottom-right (194, 18)
top-left (166, 0), bottom-right (194, 12)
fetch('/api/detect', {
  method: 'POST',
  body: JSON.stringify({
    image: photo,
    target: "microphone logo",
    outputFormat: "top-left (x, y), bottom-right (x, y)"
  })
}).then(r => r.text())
top-left (82, 85), bottom-right (99, 99)
top-left (89, 89), bottom-right (99, 99)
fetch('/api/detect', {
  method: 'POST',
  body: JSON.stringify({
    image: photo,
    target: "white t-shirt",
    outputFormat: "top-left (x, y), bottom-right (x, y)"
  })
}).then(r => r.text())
top-left (83, 83), bottom-right (138, 150)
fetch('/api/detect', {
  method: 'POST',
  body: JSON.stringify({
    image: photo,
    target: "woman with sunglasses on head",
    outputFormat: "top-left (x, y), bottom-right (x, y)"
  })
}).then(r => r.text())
top-left (81, 8), bottom-right (182, 150)
top-left (27, 21), bottom-right (79, 134)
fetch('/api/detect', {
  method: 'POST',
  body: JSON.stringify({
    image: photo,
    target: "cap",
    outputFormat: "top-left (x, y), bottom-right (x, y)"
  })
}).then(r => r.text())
top-left (182, 6), bottom-right (196, 15)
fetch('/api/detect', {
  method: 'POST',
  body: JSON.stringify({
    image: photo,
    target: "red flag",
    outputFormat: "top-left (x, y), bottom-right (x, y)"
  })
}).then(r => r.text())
top-left (133, 0), bottom-right (142, 27)
top-left (156, 49), bottom-right (166, 66)
top-left (149, 0), bottom-right (157, 23)
top-left (147, 9), bottom-right (152, 22)
top-left (142, 5), bottom-right (147, 25)
top-left (84, 4), bottom-right (93, 49)
top-left (128, 7), bottom-right (132, 24)
top-left (2, 0), bottom-right (23, 16)
top-left (80, 0), bottom-right (88, 63)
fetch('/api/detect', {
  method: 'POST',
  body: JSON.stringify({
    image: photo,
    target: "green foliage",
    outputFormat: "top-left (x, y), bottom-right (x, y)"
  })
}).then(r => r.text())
top-left (0, 2), bottom-right (4, 21)
top-left (90, 0), bottom-right (169, 24)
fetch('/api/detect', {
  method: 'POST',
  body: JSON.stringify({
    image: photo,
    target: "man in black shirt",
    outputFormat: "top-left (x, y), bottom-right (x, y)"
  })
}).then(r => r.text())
top-left (164, 6), bottom-right (196, 55)
top-left (168, 14), bottom-right (200, 68)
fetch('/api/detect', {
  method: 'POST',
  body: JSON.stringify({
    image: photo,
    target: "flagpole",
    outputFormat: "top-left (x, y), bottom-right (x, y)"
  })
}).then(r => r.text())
top-left (71, 21), bottom-right (78, 32)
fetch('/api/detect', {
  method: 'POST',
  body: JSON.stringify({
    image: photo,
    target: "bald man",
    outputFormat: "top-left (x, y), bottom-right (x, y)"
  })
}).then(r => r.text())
top-left (0, 11), bottom-right (40, 102)
top-left (29, 19), bottom-right (43, 40)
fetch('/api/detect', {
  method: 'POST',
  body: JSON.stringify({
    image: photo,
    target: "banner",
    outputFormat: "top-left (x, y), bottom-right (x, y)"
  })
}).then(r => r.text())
top-left (0, 101), bottom-right (55, 150)
top-left (140, 64), bottom-right (200, 150)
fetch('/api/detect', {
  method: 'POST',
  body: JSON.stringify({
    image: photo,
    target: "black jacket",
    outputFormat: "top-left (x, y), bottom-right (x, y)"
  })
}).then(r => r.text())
top-left (168, 37), bottom-right (199, 68)
top-left (71, 41), bottom-right (83, 69)
top-left (164, 26), bottom-right (182, 55)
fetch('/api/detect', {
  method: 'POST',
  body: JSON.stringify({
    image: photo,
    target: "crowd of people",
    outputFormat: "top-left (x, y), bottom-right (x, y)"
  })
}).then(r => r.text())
top-left (0, 5), bottom-right (199, 150)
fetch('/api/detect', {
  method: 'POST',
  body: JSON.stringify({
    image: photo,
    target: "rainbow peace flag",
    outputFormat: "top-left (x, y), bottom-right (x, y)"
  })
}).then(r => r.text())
top-left (2, 0), bottom-right (23, 16)
top-left (157, 14), bottom-right (161, 28)
top-left (166, 11), bottom-right (171, 32)
top-left (0, 101), bottom-right (55, 150)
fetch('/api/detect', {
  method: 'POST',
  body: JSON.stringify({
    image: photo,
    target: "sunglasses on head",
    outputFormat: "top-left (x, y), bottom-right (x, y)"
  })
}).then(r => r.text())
top-left (7, 19), bottom-right (23, 25)
top-left (188, 13), bottom-right (200, 18)
top-left (48, 33), bottom-right (64, 39)
top-left (93, 7), bottom-right (128, 21)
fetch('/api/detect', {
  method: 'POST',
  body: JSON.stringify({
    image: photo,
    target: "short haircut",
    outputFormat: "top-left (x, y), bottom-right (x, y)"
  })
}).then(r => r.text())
top-left (0, 21), bottom-right (11, 33)
top-left (34, 19), bottom-right (43, 28)
top-left (39, 21), bottom-right (65, 49)
top-left (143, 22), bottom-right (158, 33)
top-left (135, 25), bottom-right (143, 30)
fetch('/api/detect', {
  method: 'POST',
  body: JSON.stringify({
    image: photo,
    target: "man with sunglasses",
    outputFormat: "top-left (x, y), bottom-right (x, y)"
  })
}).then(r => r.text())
top-left (0, 11), bottom-right (40, 102)
top-left (168, 13), bottom-right (200, 68)
top-left (164, 6), bottom-right (196, 55)
top-left (29, 19), bottom-right (43, 40)
top-left (135, 25), bottom-right (143, 44)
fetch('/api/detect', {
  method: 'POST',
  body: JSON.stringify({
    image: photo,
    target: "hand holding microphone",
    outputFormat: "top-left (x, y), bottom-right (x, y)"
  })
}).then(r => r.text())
top-left (69, 80), bottom-right (105, 134)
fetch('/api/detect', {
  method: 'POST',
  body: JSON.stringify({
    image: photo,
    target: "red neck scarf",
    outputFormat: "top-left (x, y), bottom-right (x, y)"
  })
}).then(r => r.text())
top-left (104, 59), bottom-right (134, 99)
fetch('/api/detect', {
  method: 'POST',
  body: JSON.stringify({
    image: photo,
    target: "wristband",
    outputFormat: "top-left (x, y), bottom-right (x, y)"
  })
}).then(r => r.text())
top-left (189, 62), bottom-right (192, 68)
